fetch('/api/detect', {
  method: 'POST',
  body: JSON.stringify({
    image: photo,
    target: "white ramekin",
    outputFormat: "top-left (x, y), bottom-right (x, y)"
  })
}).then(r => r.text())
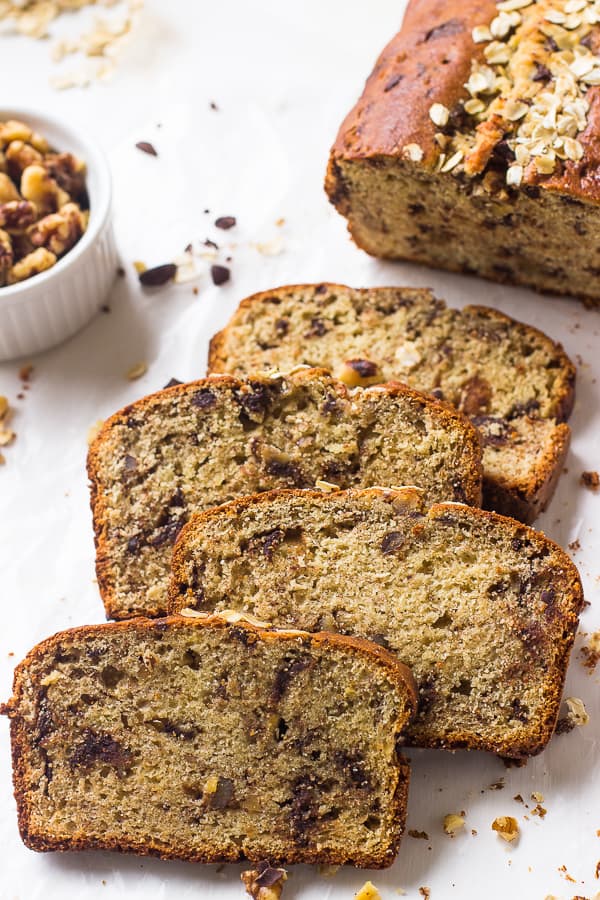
top-left (0, 108), bottom-right (117, 361)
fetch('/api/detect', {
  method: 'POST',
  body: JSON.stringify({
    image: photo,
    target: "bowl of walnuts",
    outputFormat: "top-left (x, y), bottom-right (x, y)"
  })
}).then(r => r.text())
top-left (0, 108), bottom-right (117, 361)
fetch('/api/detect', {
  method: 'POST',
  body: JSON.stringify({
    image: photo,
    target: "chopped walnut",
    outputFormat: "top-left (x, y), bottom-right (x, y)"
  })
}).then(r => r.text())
top-left (443, 813), bottom-right (465, 835)
top-left (565, 696), bottom-right (589, 727)
top-left (355, 882), bottom-right (381, 900)
top-left (5, 140), bottom-right (43, 179)
top-left (0, 173), bottom-right (20, 204)
top-left (581, 470), bottom-right (600, 492)
top-left (0, 201), bottom-right (37, 232)
top-left (0, 228), bottom-right (13, 285)
top-left (492, 815), bottom-right (519, 842)
top-left (241, 861), bottom-right (287, 900)
top-left (21, 164), bottom-right (70, 215)
top-left (29, 203), bottom-right (87, 256)
top-left (10, 247), bottom-right (57, 283)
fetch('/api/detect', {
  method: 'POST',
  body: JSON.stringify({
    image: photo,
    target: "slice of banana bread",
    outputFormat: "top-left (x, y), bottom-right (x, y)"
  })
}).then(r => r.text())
top-left (3, 616), bottom-right (416, 867)
top-left (88, 368), bottom-right (482, 620)
top-left (208, 283), bottom-right (575, 523)
top-left (169, 488), bottom-right (584, 758)
top-left (325, 0), bottom-right (600, 304)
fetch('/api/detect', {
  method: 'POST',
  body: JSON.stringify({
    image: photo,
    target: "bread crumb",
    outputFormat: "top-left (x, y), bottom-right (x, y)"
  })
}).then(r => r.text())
top-left (558, 864), bottom-right (576, 883)
top-left (580, 632), bottom-right (600, 672)
top-left (565, 696), bottom-right (590, 727)
top-left (492, 816), bottom-right (519, 842)
top-left (419, 888), bottom-right (431, 900)
top-left (569, 538), bottom-right (581, 551)
top-left (443, 813), bottom-right (465, 836)
top-left (408, 829), bottom-right (429, 840)
top-left (126, 362), bottom-right (147, 381)
top-left (531, 791), bottom-right (544, 803)
top-left (581, 471), bottom-right (600, 491)
top-left (355, 882), bottom-right (381, 900)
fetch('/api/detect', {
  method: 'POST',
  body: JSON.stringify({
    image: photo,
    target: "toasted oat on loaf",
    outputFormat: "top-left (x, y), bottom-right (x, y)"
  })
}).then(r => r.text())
top-left (208, 283), bottom-right (575, 523)
top-left (2, 616), bottom-right (416, 868)
top-left (325, 1), bottom-right (600, 305)
top-left (169, 488), bottom-right (584, 758)
top-left (88, 368), bottom-right (482, 620)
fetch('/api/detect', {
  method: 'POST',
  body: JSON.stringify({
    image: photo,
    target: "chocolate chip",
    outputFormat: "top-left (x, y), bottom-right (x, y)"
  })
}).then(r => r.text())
top-left (127, 535), bottom-right (142, 554)
top-left (237, 381), bottom-right (274, 419)
top-left (274, 318), bottom-right (289, 336)
top-left (123, 454), bottom-right (137, 472)
top-left (135, 141), bottom-right (158, 156)
top-left (381, 531), bottom-right (405, 555)
top-left (100, 665), bottom-right (123, 688)
top-left (203, 238), bottom-right (219, 250)
top-left (471, 415), bottom-right (513, 447)
top-left (384, 73), bottom-right (404, 92)
top-left (417, 676), bottom-right (437, 716)
top-left (532, 62), bottom-right (552, 83)
top-left (540, 587), bottom-right (556, 605)
top-left (509, 698), bottom-right (529, 723)
top-left (424, 18), bottom-right (464, 41)
top-left (347, 359), bottom-right (378, 378)
top-left (70, 729), bottom-right (132, 774)
top-left (290, 777), bottom-right (318, 843)
top-left (211, 264), bottom-right (230, 286)
top-left (335, 750), bottom-right (372, 790)
top-left (191, 388), bottom-right (217, 409)
top-left (304, 317), bottom-right (329, 338)
top-left (139, 263), bottom-right (176, 286)
top-left (206, 776), bottom-right (236, 809)
top-left (163, 377), bottom-right (182, 389)
top-left (264, 458), bottom-right (306, 485)
top-left (508, 399), bottom-right (540, 419)
top-left (460, 375), bottom-right (492, 416)
top-left (149, 514), bottom-right (186, 548)
top-left (255, 865), bottom-right (286, 887)
top-left (273, 656), bottom-right (311, 702)
top-left (214, 216), bottom-right (236, 230)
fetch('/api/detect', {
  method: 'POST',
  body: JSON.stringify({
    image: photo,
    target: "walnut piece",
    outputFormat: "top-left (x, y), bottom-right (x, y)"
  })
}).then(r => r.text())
top-left (355, 883), bottom-right (382, 900)
top-left (443, 813), bottom-right (466, 835)
top-left (492, 815), bottom-right (519, 842)
top-left (241, 861), bottom-right (287, 900)
top-left (11, 247), bottom-right (57, 283)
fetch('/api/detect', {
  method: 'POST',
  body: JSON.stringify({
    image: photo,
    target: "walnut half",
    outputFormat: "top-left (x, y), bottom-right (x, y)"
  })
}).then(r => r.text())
top-left (241, 861), bottom-right (287, 900)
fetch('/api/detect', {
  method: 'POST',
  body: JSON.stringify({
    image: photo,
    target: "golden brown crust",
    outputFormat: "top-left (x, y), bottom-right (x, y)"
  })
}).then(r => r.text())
top-left (168, 487), bottom-right (583, 757)
top-left (5, 616), bottom-right (415, 867)
top-left (88, 369), bottom-right (483, 619)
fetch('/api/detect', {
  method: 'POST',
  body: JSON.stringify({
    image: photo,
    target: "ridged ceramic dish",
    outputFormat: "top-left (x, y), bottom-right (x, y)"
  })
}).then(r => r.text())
top-left (0, 108), bottom-right (117, 361)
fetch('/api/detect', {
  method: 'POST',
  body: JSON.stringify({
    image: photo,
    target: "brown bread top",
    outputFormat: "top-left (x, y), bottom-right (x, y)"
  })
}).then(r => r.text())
top-left (169, 488), bottom-right (584, 758)
top-left (88, 368), bottom-right (482, 619)
top-left (3, 616), bottom-right (416, 868)
top-left (328, 0), bottom-right (600, 202)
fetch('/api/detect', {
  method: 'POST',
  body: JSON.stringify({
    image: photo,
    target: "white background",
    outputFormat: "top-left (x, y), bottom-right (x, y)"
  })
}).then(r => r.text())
top-left (1, 2), bottom-right (599, 898)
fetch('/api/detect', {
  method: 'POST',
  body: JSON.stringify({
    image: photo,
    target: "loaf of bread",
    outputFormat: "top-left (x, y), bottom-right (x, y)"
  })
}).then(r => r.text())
top-left (208, 283), bottom-right (575, 522)
top-left (169, 488), bottom-right (584, 758)
top-left (325, 0), bottom-right (600, 304)
top-left (2, 615), bottom-right (416, 867)
top-left (88, 368), bottom-right (482, 620)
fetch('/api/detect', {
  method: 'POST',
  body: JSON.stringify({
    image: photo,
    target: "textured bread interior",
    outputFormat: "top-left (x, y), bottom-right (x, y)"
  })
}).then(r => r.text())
top-left (330, 156), bottom-right (600, 303)
top-left (7, 619), bottom-right (413, 867)
top-left (89, 370), bottom-right (481, 619)
top-left (209, 284), bottom-right (574, 522)
top-left (170, 489), bottom-right (583, 757)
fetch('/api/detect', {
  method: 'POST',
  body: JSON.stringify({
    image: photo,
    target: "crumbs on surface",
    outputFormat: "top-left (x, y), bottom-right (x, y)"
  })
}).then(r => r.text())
top-left (492, 815), bottom-right (520, 842)
top-left (581, 470), bottom-right (600, 491)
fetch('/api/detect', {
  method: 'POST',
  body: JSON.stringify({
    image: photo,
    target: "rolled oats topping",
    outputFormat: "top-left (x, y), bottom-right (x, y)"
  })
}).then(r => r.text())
top-left (0, 119), bottom-right (88, 286)
top-left (428, 0), bottom-right (600, 184)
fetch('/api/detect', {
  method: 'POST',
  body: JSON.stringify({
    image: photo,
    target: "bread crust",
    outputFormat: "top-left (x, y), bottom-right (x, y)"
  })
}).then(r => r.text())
top-left (4, 616), bottom-right (416, 868)
top-left (168, 487), bottom-right (584, 757)
top-left (207, 283), bottom-right (575, 524)
top-left (87, 369), bottom-right (483, 619)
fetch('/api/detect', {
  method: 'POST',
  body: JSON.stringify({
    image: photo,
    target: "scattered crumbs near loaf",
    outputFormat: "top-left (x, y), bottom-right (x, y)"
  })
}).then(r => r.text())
top-left (87, 419), bottom-right (104, 446)
top-left (18, 363), bottom-right (33, 382)
top-left (580, 632), bottom-right (600, 672)
top-left (581, 471), bottom-right (600, 492)
top-left (209, 101), bottom-right (219, 111)
top-left (211, 264), bottom-right (230, 286)
top-left (214, 216), bottom-right (236, 230)
top-left (513, 794), bottom-right (524, 804)
top-left (100, 304), bottom-right (111, 314)
top-left (569, 539), bottom-right (582, 552)
top-left (489, 778), bottom-right (505, 791)
top-left (275, 217), bottom-right (285, 227)
top-left (502, 756), bottom-right (527, 769)
top-left (492, 816), bottom-right (519, 843)
top-left (471, 828), bottom-right (478, 836)
top-left (531, 792), bottom-right (544, 803)
top-left (531, 803), bottom-right (547, 819)
top-left (355, 881), bottom-right (381, 900)
top-left (192, 286), bottom-right (199, 295)
top-left (138, 263), bottom-right (177, 287)
top-left (443, 813), bottom-right (465, 836)
top-left (117, 265), bottom-right (126, 278)
top-left (126, 361), bottom-right (147, 381)
top-left (204, 238), bottom-right (219, 250)
top-left (408, 829), bottom-right (430, 840)
top-left (595, 859), bottom-right (600, 879)
top-left (0, 453), bottom-right (5, 465)
top-left (558, 864), bottom-right (576, 883)
top-left (241, 861), bottom-right (287, 900)
top-left (419, 888), bottom-right (431, 900)
top-left (135, 141), bottom-right (157, 156)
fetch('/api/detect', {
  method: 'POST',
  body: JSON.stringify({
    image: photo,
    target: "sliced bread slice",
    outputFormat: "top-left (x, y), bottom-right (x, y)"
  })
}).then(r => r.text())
top-left (208, 283), bottom-right (575, 523)
top-left (169, 488), bottom-right (583, 758)
top-left (88, 368), bottom-right (482, 619)
top-left (2, 615), bottom-right (416, 868)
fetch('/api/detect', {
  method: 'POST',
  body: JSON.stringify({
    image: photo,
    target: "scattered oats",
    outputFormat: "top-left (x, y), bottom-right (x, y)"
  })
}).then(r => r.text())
top-left (87, 420), bottom-right (104, 445)
top-left (565, 695), bottom-right (589, 726)
top-left (464, 98), bottom-right (485, 115)
top-left (315, 479), bottom-right (340, 493)
top-left (402, 143), bottom-right (424, 162)
top-left (535, 154), bottom-right (557, 174)
top-left (484, 41), bottom-right (512, 64)
top-left (545, 8), bottom-right (567, 24)
top-left (355, 882), bottom-right (381, 900)
top-left (440, 149), bottom-right (464, 171)
top-left (506, 164), bottom-right (524, 186)
top-left (429, 102), bottom-right (450, 127)
top-left (133, 260), bottom-right (147, 274)
top-left (126, 361), bottom-right (147, 381)
top-left (443, 813), bottom-right (465, 835)
top-left (492, 816), bottom-right (520, 842)
top-left (472, 24), bottom-right (492, 42)
top-left (254, 235), bottom-right (284, 256)
top-left (504, 99), bottom-right (530, 121)
top-left (497, 0), bottom-right (532, 11)
top-left (466, 68), bottom-right (495, 95)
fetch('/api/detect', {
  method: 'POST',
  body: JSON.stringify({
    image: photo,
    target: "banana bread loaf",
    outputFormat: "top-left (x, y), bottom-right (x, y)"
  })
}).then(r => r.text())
top-left (208, 283), bottom-right (575, 523)
top-left (169, 488), bottom-right (584, 758)
top-left (88, 368), bottom-right (482, 620)
top-left (2, 616), bottom-right (416, 867)
top-left (325, 0), bottom-right (600, 304)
